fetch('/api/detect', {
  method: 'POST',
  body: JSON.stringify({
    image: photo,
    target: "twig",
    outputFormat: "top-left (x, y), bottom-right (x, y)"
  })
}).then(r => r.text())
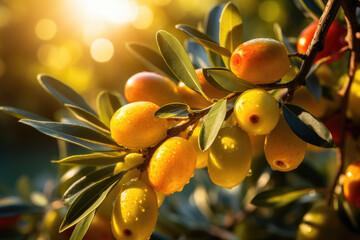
top-left (328, 0), bottom-right (360, 206)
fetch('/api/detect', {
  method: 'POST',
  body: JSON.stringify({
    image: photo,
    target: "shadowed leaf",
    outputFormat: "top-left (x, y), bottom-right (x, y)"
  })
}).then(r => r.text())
top-left (60, 170), bottom-right (126, 232)
top-left (62, 166), bottom-right (116, 206)
top-left (251, 188), bottom-right (315, 207)
top-left (0, 106), bottom-right (49, 121)
top-left (176, 24), bottom-right (231, 57)
top-left (37, 74), bottom-right (96, 116)
top-left (185, 39), bottom-right (211, 69)
top-left (203, 68), bottom-right (256, 92)
top-left (65, 104), bottom-right (110, 133)
top-left (282, 103), bottom-right (334, 148)
top-left (293, 0), bottom-right (323, 20)
top-left (20, 119), bottom-right (122, 152)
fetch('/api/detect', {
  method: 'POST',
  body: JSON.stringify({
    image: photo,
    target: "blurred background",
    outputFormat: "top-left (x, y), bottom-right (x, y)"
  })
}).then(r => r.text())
top-left (0, 0), bottom-right (304, 193)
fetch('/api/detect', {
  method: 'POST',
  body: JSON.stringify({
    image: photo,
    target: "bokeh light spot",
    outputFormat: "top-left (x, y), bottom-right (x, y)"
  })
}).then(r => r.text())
top-left (90, 38), bottom-right (114, 63)
top-left (132, 6), bottom-right (153, 29)
top-left (35, 19), bottom-right (57, 41)
top-left (258, 1), bottom-right (281, 23)
top-left (0, 6), bottom-right (11, 28)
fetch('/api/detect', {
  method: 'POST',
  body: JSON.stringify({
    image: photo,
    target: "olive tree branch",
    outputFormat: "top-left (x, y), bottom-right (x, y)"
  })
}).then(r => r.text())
top-left (328, 0), bottom-right (360, 206)
top-left (258, 0), bottom-right (342, 94)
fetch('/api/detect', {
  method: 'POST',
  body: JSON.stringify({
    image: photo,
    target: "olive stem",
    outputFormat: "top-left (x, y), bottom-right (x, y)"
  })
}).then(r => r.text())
top-left (328, 0), bottom-right (360, 206)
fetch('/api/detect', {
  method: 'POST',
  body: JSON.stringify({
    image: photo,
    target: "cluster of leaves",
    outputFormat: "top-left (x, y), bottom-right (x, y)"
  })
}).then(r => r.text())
top-left (0, 0), bottom-right (360, 239)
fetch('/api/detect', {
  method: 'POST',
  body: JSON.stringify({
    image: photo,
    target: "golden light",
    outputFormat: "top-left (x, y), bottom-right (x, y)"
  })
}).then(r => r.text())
top-left (0, 5), bottom-right (11, 28)
top-left (37, 44), bottom-right (71, 69)
top-left (35, 18), bottom-right (57, 41)
top-left (90, 38), bottom-right (114, 63)
top-left (132, 6), bottom-right (153, 30)
top-left (74, 0), bottom-right (138, 24)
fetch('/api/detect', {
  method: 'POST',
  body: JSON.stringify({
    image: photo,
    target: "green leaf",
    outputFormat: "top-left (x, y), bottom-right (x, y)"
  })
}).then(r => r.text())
top-left (65, 104), bottom-right (110, 133)
top-left (62, 166), bottom-right (115, 205)
top-left (154, 103), bottom-right (191, 118)
top-left (57, 166), bottom-right (95, 196)
top-left (70, 210), bottom-right (95, 240)
top-left (205, 4), bottom-right (225, 43)
top-left (305, 63), bottom-right (323, 101)
top-left (37, 74), bottom-right (97, 116)
top-left (0, 106), bottom-right (49, 121)
top-left (293, 0), bottom-right (323, 20)
top-left (219, 2), bottom-right (243, 67)
top-left (199, 99), bottom-right (227, 151)
top-left (251, 188), bottom-right (315, 207)
top-left (60, 170), bottom-right (126, 232)
top-left (273, 23), bottom-right (297, 54)
top-left (96, 90), bottom-right (124, 127)
top-left (203, 68), bottom-right (256, 92)
top-left (282, 103), bottom-right (334, 148)
top-left (176, 24), bottom-right (231, 57)
top-left (19, 119), bottom-right (122, 152)
top-left (205, 4), bottom-right (226, 67)
top-left (156, 30), bottom-right (205, 97)
top-left (126, 42), bottom-right (178, 82)
top-left (53, 152), bottom-right (125, 166)
top-left (185, 39), bottom-right (211, 69)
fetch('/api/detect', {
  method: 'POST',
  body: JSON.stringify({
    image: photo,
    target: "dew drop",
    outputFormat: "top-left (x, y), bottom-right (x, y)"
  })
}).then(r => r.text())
top-left (247, 169), bottom-right (253, 177)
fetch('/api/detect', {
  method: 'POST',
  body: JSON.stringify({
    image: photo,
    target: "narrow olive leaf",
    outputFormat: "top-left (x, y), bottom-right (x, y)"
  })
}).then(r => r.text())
top-left (57, 166), bottom-right (95, 197)
top-left (156, 30), bottom-right (205, 97)
top-left (306, 74), bottom-right (322, 101)
top-left (65, 104), bottom-right (110, 133)
top-left (126, 42), bottom-right (178, 82)
top-left (293, 0), bottom-right (322, 20)
top-left (0, 106), bottom-right (49, 121)
top-left (176, 24), bottom-right (231, 57)
top-left (199, 99), bottom-right (227, 151)
top-left (60, 170), bottom-right (127, 232)
top-left (219, 2), bottom-right (243, 68)
top-left (282, 103), bottom-right (334, 148)
top-left (251, 188), bottom-right (315, 207)
top-left (70, 210), bottom-right (95, 240)
top-left (273, 23), bottom-right (297, 54)
top-left (205, 4), bottom-right (226, 67)
top-left (205, 4), bottom-right (225, 43)
top-left (19, 119), bottom-right (122, 152)
top-left (203, 67), bottom-right (256, 92)
top-left (62, 166), bottom-right (115, 205)
top-left (154, 103), bottom-right (190, 119)
top-left (96, 90), bottom-right (124, 127)
top-left (305, 63), bottom-right (323, 101)
top-left (53, 152), bottom-right (125, 166)
top-left (185, 39), bottom-right (211, 69)
top-left (37, 74), bottom-right (97, 116)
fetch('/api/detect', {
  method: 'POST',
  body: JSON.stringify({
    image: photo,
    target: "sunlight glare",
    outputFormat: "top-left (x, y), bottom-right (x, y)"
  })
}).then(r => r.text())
top-left (75, 0), bottom-right (138, 24)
